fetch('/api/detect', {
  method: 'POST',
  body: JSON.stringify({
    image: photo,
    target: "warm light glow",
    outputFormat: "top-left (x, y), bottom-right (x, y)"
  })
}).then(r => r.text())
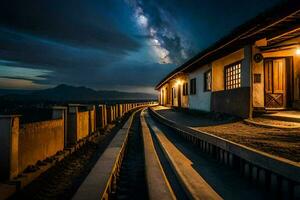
top-left (296, 47), bottom-right (300, 55)
top-left (175, 79), bottom-right (182, 86)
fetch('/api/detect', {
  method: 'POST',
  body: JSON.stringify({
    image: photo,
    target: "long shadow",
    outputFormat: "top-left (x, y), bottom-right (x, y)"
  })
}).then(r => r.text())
top-left (155, 109), bottom-right (240, 128)
top-left (148, 113), bottom-right (271, 200)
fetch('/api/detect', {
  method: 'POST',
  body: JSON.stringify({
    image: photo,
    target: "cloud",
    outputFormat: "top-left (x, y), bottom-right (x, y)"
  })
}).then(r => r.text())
top-left (0, 27), bottom-right (123, 70)
top-left (0, 26), bottom-right (172, 93)
top-left (0, 0), bottom-right (141, 55)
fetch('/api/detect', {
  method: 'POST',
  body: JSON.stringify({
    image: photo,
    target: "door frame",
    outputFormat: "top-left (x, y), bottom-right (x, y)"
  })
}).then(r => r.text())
top-left (171, 87), bottom-right (174, 106)
top-left (263, 56), bottom-right (293, 110)
top-left (178, 84), bottom-right (182, 108)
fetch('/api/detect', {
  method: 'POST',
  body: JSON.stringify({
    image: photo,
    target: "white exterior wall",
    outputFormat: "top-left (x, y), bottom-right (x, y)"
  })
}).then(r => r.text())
top-left (188, 64), bottom-right (211, 112)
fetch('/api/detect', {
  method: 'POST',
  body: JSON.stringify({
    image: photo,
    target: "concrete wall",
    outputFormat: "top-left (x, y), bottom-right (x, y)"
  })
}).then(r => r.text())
top-left (52, 107), bottom-right (67, 147)
top-left (77, 111), bottom-right (89, 141)
top-left (0, 102), bottom-right (152, 181)
top-left (211, 46), bottom-right (251, 117)
top-left (188, 64), bottom-right (212, 112)
top-left (67, 107), bottom-right (77, 145)
top-left (0, 116), bottom-right (19, 180)
top-left (67, 105), bottom-right (94, 145)
top-left (88, 106), bottom-right (96, 134)
top-left (212, 48), bottom-right (245, 91)
top-left (211, 87), bottom-right (250, 118)
top-left (252, 45), bottom-right (265, 109)
top-left (18, 119), bottom-right (64, 173)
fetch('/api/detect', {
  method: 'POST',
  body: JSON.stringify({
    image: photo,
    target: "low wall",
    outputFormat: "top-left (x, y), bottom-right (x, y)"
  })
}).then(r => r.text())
top-left (77, 111), bottom-right (89, 141)
top-left (96, 105), bottom-right (107, 129)
top-left (0, 101), bottom-right (156, 181)
top-left (18, 119), bottom-right (64, 173)
top-left (211, 87), bottom-right (250, 118)
top-left (106, 106), bottom-right (114, 124)
top-left (89, 109), bottom-right (96, 133)
top-left (150, 108), bottom-right (300, 199)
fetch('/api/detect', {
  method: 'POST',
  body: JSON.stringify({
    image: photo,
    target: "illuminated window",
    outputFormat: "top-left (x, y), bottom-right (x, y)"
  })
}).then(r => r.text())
top-left (183, 82), bottom-right (188, 96)
top-left (204, 70), bottom-right (212, 91)
top-left (190, 78), bottom-right (196, 95)
top-left (225, 62), bottom-right (241, 90)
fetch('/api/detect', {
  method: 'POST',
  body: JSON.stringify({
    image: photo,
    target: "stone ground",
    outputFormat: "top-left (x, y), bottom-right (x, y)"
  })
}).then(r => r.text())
top-left (153, 106), bottom-right (300, 162)
top-left (250, 117), bottom-right (300, 127)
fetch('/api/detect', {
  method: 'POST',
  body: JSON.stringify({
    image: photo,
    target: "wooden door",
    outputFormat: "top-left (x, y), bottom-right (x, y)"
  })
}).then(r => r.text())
top-left (171, 88), bottom-right (174, 106)
top-left (178, 85), bottom-right (181, 107)
top-left (161, 89), bottom-right (164, 105)
top-left (264, 58), bottom-right (286, 108)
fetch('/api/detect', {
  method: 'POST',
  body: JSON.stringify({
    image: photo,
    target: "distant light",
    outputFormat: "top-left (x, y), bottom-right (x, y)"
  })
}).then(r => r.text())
top-left (176, 79), bottom-right (182, 86)
top-left (296, 47), bottom-right (300, 55)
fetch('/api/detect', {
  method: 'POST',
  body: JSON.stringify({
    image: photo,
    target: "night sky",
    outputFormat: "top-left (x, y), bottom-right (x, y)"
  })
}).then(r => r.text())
top-left (0, 0), bottom-right (281, 94)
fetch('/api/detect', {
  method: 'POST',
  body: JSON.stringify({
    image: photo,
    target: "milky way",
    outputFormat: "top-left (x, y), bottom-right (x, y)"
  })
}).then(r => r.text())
top-left (127, 0), bottom-right (190, 64)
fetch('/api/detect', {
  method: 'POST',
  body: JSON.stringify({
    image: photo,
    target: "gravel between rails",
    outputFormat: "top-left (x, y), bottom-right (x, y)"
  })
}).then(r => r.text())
top-left (114, 110), bottom-right (148, 200)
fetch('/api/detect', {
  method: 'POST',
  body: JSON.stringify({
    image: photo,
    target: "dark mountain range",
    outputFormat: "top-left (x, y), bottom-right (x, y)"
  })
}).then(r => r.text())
top-left (0, 84), bottom-right (157, 102)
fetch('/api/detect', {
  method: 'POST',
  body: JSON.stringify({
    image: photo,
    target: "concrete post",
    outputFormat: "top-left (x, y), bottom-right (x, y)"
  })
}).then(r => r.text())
top-left (0, 115), bottom-right (20, 180)
top-left (124, 104), bottom-right (127, 113)
top-left (244, 162), bottom-right (251, 179)
top-left (115, 105), bottom-right (119, 119)
top-left (99, 105), bottom-right (107, 128)
top-left (229, 153), bottom-right (235, 168)
top-left (88, 105), bottom-right (96, 134)
top-left (224, 151), bottom-right (229, 165)
top-left (258, 168), bottom-right (267, 187)
top-left (67, 105), bottom-right (79, 146)
top-left (52, 106), bottom-right (67, 147)
top-left (118, 104), bottom-right (123, 118)
top-left (112, 105), bottom-right (115, 121)
top-left (270, 173), bottom-right (279, 192)
top-left (251, 166), bottom-right (258, 182)
top-left (107, 106), bottom-right (113, 124)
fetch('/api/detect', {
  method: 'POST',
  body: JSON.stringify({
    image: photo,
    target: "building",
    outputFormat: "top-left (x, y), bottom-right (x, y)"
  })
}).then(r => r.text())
top-left (155, 2), bottom-right (300, 118)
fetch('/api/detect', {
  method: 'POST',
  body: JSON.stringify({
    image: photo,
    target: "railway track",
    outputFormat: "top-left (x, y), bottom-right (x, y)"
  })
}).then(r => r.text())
top-left (74, 107), bottom-right (280, 200)
top-left (12, 106), bottom-right (297, 199)
top-left (114, 110), bottom-right (148, 200)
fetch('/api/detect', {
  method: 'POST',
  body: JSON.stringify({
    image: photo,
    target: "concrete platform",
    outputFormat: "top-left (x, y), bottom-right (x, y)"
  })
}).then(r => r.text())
top-left (140, 109), bottom-right (175, 200)
top-left (262, 110), bottom-right (300, 123)
top-left (72, 109), bottom-right (137, 200)
top-left (145, 110), bottom-right (222, 200)
top-left (244, 117), bottom-right (300, 129)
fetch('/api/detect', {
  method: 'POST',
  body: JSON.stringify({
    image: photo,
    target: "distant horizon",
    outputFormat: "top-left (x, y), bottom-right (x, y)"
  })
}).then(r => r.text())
top-left (0, 83), bottom-right (157, 95)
